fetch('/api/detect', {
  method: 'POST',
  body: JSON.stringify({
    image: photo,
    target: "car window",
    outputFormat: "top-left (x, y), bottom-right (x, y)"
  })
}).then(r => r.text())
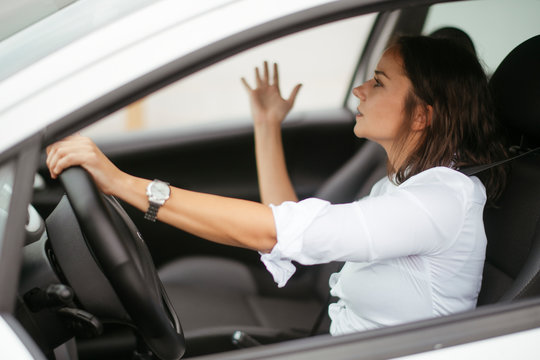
top-left (0, 161), bottom-right (15, 246)
top-left (83, 13), bottom-right (376, 137)
top-left (423, 0), bottom-right (540, 75)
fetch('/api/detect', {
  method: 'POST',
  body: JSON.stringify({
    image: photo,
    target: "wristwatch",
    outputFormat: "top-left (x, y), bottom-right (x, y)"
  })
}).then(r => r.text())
top-left (144, 179), bottom-right (171, 222)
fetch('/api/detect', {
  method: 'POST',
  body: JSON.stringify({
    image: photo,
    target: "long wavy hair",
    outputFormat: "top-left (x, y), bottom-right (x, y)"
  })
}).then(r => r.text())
top-left (389, 36), bottom-right (508, 203)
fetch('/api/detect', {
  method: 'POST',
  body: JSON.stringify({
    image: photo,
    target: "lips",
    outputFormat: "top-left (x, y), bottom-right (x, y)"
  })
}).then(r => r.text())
top-left (356, 108), bottom-right (364, 117)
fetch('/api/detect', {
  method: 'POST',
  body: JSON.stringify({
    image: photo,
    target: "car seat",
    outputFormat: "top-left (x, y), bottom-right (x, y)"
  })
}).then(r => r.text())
top-left (477, 34), bottom-right (540, 305)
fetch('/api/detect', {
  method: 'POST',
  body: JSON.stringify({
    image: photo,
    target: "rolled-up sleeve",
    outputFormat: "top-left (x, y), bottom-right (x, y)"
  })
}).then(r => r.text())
top-left (260, 169), bottom-right (471, 287)
top-left (260, 198), bottom-right (332, 287)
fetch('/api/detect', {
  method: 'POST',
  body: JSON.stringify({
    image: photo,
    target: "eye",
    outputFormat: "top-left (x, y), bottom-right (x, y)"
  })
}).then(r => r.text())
top-left (373, 77), bottom-right (383, 88)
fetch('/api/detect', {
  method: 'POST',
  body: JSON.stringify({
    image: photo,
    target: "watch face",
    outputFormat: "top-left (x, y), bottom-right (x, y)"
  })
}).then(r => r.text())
top-left (151, 181), bottom-right (170, 200)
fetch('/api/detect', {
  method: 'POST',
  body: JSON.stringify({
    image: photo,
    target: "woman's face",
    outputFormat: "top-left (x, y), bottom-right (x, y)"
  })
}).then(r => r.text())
top-left (352, 48), bottom-right (413, 152)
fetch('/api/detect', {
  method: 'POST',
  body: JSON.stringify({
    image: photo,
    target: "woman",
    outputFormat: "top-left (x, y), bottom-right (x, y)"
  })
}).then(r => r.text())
top-left (47, 36), bottom-right (507, 335)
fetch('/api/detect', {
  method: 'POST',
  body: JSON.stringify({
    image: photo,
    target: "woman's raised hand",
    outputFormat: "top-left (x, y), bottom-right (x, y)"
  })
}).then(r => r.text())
top-left (241, 61), bottom-right (301, 128)
top-left (46, 134), bottom-right (125, 195)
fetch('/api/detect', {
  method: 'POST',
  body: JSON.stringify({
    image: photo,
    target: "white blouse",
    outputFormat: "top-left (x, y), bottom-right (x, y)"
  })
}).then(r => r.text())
top-left (260, 167), bottom-right (487, 335)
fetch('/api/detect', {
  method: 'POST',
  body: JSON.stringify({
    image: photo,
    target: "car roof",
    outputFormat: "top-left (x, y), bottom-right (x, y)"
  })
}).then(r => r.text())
top-left (0, 0), bottom-right (433, 156)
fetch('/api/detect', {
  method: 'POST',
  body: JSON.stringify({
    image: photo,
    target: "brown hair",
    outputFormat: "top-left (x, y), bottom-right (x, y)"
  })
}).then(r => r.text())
top-left (389, 36), bottom-right (508, 203)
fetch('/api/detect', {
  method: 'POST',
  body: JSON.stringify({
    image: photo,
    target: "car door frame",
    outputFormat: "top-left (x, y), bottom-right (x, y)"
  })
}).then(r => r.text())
top-left (0, 137), bottom-right (41, 313)
top-left (188, 297), bottom-right (540, 359)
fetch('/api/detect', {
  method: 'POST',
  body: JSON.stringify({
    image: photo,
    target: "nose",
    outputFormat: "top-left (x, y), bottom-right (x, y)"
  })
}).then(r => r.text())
top-left (352, 82), bottom-right (367, 101)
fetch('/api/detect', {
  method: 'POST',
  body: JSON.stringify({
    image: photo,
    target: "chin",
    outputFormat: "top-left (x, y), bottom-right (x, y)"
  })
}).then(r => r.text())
top-left (353, 124), bottom-right (364, 139)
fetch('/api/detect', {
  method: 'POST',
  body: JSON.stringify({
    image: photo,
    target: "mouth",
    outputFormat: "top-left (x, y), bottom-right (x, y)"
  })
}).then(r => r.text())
top-left (356, 109), bottom-right (364, 118)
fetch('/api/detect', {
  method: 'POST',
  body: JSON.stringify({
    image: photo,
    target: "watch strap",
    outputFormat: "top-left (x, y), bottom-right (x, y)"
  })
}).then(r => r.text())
top-left (144, 201), bottom-right (160, 222)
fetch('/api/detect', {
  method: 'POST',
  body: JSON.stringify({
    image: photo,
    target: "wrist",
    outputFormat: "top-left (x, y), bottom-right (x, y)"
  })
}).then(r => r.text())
top-left (109, 174), bottom-right (154, 216)
top-left (253, 112), bottom-right (285, 128)
top-left (254, 121), bottom-right (282, 136)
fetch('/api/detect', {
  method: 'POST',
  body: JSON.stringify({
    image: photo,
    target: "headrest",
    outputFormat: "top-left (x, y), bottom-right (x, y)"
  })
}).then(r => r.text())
top-left (489, 35), bottom-right (540, 147)
top-left (429, 26), bottom-right (476, 55)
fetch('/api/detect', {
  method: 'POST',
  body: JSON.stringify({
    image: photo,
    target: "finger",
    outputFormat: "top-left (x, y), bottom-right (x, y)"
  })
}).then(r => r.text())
top-left (46, 141), bottom-right (70, 177)
top-left (241, 77), bottom-right (253, 91)
top-left (50, 152), bottom-right (92, 179)
top-left (287, 84), bottom-right (302, 106)
top-left (46, 134), bottom-right (83, 156)
top-left (255, 67), bottom-right (262, 87)
top-left (263, 61), bottom-right (269, 84)
top-left (47, 146), bottom-right (74, 179)
top-left (46, 145), bottom-right (69, 178)
top-left (46, 146), bottom-right (58, 178)
top-left (46, 137), bottom-right (94, 178)
top-left (273, 62), bottom-right (279, 88)
top-left (47, 149), bottom-right (66, 179)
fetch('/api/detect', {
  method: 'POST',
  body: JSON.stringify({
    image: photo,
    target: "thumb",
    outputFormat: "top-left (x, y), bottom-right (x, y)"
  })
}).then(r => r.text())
top-left (287, 84), bottom-right (302, 106)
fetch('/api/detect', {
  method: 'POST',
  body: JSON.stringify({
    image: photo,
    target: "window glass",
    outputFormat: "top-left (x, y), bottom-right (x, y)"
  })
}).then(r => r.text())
top-left (83, 13), bottom-right (375, 137)
top-left (423, 0), bottom-right (540, 74)
top-left (0, 161), bottom-right (15, 246)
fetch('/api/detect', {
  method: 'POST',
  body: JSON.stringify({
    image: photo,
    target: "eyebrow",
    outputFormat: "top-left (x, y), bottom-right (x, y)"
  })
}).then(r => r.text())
top-left (374, 70), bottom-right (391, 80)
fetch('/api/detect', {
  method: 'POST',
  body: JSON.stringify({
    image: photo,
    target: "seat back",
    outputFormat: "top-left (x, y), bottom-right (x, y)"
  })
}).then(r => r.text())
top-left (478, 35), bottom-right (540, 305)
top-left (316, 140), bottom-right (387, 203)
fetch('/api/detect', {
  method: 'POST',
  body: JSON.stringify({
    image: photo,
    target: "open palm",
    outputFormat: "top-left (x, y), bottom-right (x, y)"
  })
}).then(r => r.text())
top-left (242, 61), bottom-right (302, 127)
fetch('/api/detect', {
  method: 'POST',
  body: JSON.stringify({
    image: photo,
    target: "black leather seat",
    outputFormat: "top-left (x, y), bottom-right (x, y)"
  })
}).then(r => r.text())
top-left (478, 34), bottom-right (540, 305)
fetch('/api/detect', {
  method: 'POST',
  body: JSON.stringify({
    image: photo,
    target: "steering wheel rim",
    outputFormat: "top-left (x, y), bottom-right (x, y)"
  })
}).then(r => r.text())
top-left (59, 166), bottom-right (185, 360)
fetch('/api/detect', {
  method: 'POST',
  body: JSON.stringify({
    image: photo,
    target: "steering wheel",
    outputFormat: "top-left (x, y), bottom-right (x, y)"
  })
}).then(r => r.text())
top-left (58, 166), bottom-right (185, 360)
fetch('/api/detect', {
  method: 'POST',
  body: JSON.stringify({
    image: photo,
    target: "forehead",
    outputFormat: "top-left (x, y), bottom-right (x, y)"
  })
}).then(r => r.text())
top-left (376, 47), bottom-right (405, 77)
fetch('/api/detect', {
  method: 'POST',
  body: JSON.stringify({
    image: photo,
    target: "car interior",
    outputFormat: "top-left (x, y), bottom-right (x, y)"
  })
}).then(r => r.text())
top-left (14, 1), bottom-right (540, 359)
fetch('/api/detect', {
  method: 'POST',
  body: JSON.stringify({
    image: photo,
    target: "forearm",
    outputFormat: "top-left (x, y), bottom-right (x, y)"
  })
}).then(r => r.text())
top-left (254, 124), bottom-right (298, 205)
top-left (113, 173), bottom-right (277, 253)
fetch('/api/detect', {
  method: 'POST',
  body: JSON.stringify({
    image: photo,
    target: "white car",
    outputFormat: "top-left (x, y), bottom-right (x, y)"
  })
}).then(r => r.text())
top-left (0, 0), bottom-right (539, 359)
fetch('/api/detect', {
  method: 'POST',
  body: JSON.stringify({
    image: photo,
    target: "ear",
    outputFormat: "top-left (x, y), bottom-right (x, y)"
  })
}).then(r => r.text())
top-left (411, 104), bottom-right (432, 131)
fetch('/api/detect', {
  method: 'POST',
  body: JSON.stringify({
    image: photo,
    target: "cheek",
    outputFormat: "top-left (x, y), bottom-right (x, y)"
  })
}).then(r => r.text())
top-left (381, 97), bottom-right (406, 131)
top-left (353, 90), bottom-right (407, 140)
top-left (368, 103), bottom-right (406, 141)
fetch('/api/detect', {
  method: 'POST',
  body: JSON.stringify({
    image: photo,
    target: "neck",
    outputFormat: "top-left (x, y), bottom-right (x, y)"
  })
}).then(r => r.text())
top-left (383, 132), bottom-right (421, 173)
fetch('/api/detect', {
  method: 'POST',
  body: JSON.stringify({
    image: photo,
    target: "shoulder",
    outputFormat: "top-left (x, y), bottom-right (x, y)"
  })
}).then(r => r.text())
top-left (369, 175), bottom-right (393, 196)
top-left (394, 168), bottom-right (486, 238)
top-left (400, 167), bottom-right (486, 205)
top-left (397, 168), bottom-right (487, 249)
